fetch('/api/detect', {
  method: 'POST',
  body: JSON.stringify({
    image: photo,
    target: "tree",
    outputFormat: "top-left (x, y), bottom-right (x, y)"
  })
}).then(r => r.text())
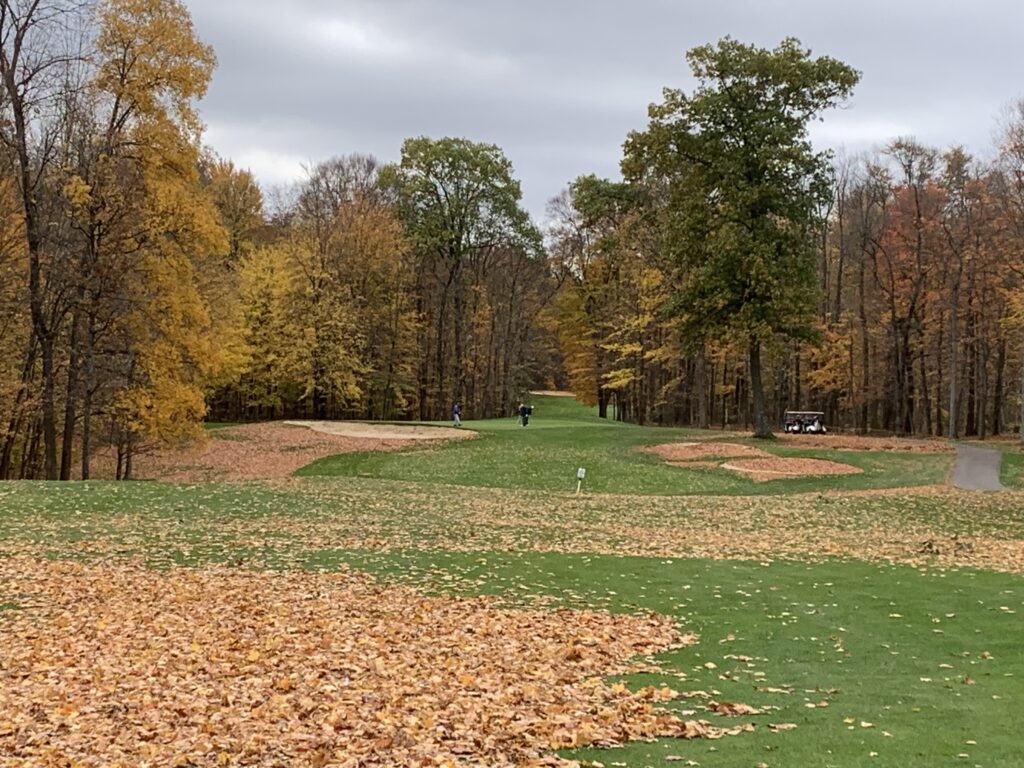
top-left (0, 0), bottom-right (89, 478)
top-left (995, 99), bottom-right (1024, 445)
top-left (624, 37), bottom-right (859, 437)
top-left (382, 137), bottom-right (541, 418)
top-left (231, 156), bottom-right (416, 421)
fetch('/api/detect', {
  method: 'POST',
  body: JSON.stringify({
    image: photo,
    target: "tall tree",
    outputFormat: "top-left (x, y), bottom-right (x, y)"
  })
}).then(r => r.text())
top-left (624, 37), bottom-right (859, 437)
top-left (0, 0), bottom-right (88, 478)
top-left (382, 137), bottom-right (541, 418)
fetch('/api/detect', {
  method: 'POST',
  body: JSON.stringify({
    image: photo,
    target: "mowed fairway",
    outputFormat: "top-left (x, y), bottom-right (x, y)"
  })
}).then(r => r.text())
top-left (2, 396), bottom-right (1023, 767)
top-left (298, 395), bottom-right (952, 495)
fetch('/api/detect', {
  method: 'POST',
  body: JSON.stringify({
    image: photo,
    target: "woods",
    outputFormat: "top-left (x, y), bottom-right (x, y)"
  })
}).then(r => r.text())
top-left (550, 41), bottom-right (1024, 441)
top-left (3, 4), bottom-right (1024, 481)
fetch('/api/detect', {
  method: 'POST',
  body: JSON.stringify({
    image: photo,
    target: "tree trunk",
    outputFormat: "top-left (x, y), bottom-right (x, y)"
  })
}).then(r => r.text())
top-left (992, 337), bottom-right (1006, 436)
top-left (0, 335), bottom-right (38, 479)
top-left (60, 308), bottom-right (84, 480)
top-left (965, 319), bottom-right (977, 436)
top-left (948, 274), bottom-right (960, 438)
top-left (452, 275), bottom-right (465, 401)
top-left (695, 349), bottom-right (708, 429)
top-left (39, 336), bottom-right (59, 479)
top-left (749, 337), bottom-right (771, 438)
top-left (124, 436), bottom-right (134, 481)
top-left (1019, 327), bottom-right (1024, 446)
top-left (918, 329), bottom-right (932, 436)
top-left (977, 336), bottom-right (988, 441)
top-left (858, 256), bottom-right (870, 434)
top-left (81, 314), bottom-right (97, 480)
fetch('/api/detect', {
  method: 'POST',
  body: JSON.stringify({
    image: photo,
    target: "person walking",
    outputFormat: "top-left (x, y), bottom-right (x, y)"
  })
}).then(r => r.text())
top-left (452, 401), bottom-right (462, 427)
top-left (519, 402), bottom-right (530, 427)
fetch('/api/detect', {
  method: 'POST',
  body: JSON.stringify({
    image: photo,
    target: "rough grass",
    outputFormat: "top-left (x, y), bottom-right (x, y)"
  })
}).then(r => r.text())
top-left (1, 485), bottom-right (1022, 766)
top-left (2, 400), bottom-right (1023, 766)
top-left (1000, 449), bottom-right (1024, 489)
top-left (296, 396), bottom-right (953, 495)
top-left (3, 478), bottom-right (1024, 573)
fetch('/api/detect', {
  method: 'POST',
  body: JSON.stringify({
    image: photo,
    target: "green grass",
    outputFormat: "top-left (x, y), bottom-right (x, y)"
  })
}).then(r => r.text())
top-left (1000, 450), bottom-right (1024, 489)
top-left (1, 480), bottom-right (1022, 766)
top-left (2, 397), bottom-right (1022, 766)
top-left (296, 395), bottom-right (952, 495)
top-left (328, 550), bottom-right (1024, 768)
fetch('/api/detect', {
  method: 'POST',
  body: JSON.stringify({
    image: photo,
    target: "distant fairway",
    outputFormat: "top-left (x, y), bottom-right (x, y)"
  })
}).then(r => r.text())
top-left (297, 394), bottom-right (953, 495)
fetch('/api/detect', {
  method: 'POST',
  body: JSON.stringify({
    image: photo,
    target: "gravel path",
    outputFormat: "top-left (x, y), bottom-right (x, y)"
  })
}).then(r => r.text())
top-left (952, 443), bottom-right (1007, 491)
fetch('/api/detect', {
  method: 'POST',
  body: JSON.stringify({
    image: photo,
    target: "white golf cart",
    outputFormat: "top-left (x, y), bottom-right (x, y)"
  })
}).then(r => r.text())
top-left (783, 410), bottom-right (827, 434)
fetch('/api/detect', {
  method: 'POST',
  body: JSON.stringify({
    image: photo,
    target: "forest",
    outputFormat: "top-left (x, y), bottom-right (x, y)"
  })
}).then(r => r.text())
top-left (2, 0), bottom-right (1024, 479)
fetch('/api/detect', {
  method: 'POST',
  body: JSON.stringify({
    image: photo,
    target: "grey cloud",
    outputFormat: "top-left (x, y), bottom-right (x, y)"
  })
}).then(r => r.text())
top-left (185, 0), bottom-right (1024, 221)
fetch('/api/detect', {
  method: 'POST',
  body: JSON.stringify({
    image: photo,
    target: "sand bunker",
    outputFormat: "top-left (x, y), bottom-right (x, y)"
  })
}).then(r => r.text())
top-left (285, 420), bottom-right (474, 441)
top-left (779, 434), bottom-right (952, 453)
top-left (529, 390), bottom-right (576, 397)
top-left (722, 457), bottom-right (863, 482)
top-left (647, 442), bottom-right (771, 463)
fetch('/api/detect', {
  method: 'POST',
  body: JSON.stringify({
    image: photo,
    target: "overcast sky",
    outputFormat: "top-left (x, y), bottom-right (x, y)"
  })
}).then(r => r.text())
top-left (183, 0), bottom-right (1024, 223)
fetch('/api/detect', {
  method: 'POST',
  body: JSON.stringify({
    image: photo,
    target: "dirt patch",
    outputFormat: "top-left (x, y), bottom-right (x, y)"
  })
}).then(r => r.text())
top-left (0, 558), bottom-right (753, 767)
top-left (87, 421), bottom-right (469, 483)
top-left (779, 434), bottom-right (953, 453)
top-left (722, 457), bottom-right (863, 482)
top-left (648, 442), bottom-right (771, 463)
top-left (285, 420), bottom-right (475, 441)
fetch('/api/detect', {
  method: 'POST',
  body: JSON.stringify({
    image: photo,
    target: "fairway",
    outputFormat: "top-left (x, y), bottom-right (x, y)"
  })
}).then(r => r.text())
top-left (297, 396), bottom-right (953, 496)
top-left (2, 397), bottom-right (1024, 767)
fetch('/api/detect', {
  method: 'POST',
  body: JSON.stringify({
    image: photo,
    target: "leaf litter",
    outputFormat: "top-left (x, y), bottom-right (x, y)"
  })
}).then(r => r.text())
top-left (81, 422), bottom-right (471, 483)
top-left (0, 557), bottom-right (757, 767)
top-left (4, 480), bottom-right (1024, 573)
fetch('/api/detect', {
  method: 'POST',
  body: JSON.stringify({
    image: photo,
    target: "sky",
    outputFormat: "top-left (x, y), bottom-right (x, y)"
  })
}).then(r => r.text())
top-left (184, 0), bottom-right (1024, 223)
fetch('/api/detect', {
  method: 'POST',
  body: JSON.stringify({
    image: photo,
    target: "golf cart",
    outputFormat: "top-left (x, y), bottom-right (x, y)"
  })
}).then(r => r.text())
top-left (783, 410), bottom-right (827, 434)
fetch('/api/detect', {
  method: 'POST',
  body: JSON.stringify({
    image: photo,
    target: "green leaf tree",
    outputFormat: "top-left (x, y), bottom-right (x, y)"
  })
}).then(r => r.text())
top-left (382, 137), bottom-right (541, 416)
top-left (624, 37), bottom-right (859, 437)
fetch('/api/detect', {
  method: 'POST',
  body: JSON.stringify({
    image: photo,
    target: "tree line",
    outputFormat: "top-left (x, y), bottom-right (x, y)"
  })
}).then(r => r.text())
top-left (547, 40), bottom-right (1024, 441)
top-left (0, 0), bottom-right (556, 479)
top-left (3, 5), bottom-right (1023, 481)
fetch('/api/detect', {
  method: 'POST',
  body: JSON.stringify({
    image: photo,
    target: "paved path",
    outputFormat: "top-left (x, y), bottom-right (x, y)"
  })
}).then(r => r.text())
top-left (952, 443), bottom-right (1007, 491)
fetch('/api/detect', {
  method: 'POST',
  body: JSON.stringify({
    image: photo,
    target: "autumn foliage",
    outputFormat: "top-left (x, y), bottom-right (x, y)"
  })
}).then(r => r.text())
top-left (0, 558), bottom-right (757, 766)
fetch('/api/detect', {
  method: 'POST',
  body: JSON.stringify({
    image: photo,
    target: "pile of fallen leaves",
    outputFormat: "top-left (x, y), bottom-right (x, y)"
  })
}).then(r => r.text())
top-left (84, 422), bottom-right (462, 483)
top-left (722, 457), bottom-right (863, 481)
top-left (646, 442), bottom-right (769, 464)
top-left (777, 434), bottom-right (953, 452)
top-left (0, 558), bottom-right (754, 767)
top-left (646, 443), bottom-right (862, 481)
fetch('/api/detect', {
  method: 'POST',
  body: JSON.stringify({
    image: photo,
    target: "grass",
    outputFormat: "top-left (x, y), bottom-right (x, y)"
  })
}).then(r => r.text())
top-left (1, 482), bottom-right (1022, 766)
top-left (203, 421), bottom-right (243, 430)
top-left (331, 550), bottom-right (1024, 768)
top-left (1000, 450), bottom-right (1024, 489)
top-left (2, 397), bottom-right (1023, 766)
top-left (297, 395), bottom-right (952, 495)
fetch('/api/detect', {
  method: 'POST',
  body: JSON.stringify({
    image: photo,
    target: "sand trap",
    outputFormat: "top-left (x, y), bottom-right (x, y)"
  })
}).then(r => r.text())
top-left (285, 420), bottom-right (474, 441)
top-left (529, 390), bottom-right (576, 397)
top-left (647, 442), bottom-right (771, 463)
top-left (722, 457), bottom-right (862, 482)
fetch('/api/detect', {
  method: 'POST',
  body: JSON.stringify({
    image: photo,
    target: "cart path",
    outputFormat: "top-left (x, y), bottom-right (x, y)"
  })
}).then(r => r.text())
top-left (952, 443), bottom-right (1007, 491)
